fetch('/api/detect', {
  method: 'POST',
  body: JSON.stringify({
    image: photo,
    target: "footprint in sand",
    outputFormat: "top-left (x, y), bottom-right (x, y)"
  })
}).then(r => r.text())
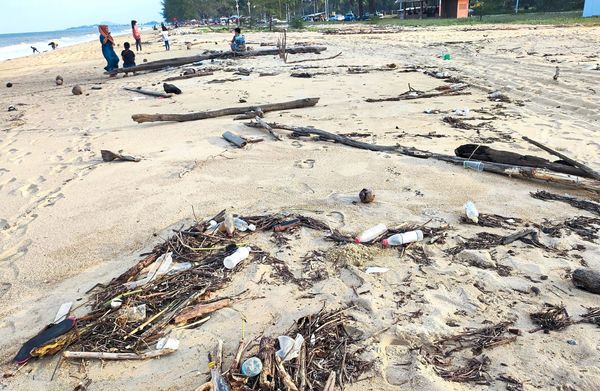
top-left (17, 183), bottom-right (39, 197)
top-left (294, 159), bottom-right (315, 169)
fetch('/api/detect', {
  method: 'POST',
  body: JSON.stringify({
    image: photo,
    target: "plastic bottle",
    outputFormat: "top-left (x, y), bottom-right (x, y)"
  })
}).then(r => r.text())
top-left (463, 160), bottom-right (484, 172)
top-left (234, 218), bottom-right (256, 232)
top-left (464, 201), bottom-right (479, 224)
top-left (206, 220), bottom-right (219, 233)
top-left (221, 212), bottom-right (235, 237)
top-left (382, 230), bottom-right (424, 247)
top-left (241, 357), bottom-right (263, 377)
top-left (354, 224), bottom-right (387, 243)
top-left (223, 247), bottom-right (251, 269)
top-left (209, 362), bottom-right (231, 391)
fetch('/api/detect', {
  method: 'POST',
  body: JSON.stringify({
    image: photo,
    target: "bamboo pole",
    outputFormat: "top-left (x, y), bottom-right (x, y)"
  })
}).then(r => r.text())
top-left (63, 348), bottom-right (176, 360)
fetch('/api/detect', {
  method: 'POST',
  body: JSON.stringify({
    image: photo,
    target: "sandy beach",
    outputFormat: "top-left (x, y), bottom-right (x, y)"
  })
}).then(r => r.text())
top-left (0, 23), bottom-right (599, 390)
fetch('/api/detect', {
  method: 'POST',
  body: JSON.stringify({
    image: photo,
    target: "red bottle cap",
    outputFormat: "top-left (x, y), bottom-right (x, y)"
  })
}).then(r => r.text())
top-left (354, 237), bottom-right (361, 244)
top-left (382, 239), bottom-right (389, 247)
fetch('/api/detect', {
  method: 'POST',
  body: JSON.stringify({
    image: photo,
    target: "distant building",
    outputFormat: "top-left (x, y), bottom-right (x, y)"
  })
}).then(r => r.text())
top-left (583, 0), bottom-right (600, 17)
top-left (396, 0), bottom-right (469, 19)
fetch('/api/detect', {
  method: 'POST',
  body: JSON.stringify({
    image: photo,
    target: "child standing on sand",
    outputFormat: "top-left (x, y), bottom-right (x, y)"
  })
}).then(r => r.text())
top-left (131, 20), bottom-right (142, 51)
top-left (161, 23), bottom-right (170, 51)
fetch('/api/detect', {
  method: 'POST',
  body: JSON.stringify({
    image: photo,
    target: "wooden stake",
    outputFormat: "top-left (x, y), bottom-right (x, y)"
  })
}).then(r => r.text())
top-left (63, 348), bottom-right (176, 360)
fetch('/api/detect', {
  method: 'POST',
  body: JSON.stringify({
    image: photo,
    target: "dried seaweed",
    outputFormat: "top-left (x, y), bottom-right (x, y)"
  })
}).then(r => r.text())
top-left (531, 191), bottom-right (600, 216)
top-left (535, 216), bottom-right (600, 242)
top-left (460, 214), bottom-right (522, 229)
top-left (301, 250), bottom-right (329, 284)
top-left (447, 229), bottom-right (548, 255)
top-left (497, 374), bottom-right (524, 391)
top-left (530, 303), bottom-right (573, 333)
top-left (579, 307), bottom-right (600, 327)
top-left (422, 322), bottom-right (517, 384)
top-left (434, 356), bottom-right (491, 384)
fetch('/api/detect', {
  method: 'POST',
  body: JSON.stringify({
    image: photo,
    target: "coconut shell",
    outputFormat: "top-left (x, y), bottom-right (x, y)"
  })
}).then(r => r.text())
top-left (55, 75), bottom-right (63, 86)
top-left (72, 85), bottom-right (83, 95)
top-left (359, 188), bottom-right (375, 204)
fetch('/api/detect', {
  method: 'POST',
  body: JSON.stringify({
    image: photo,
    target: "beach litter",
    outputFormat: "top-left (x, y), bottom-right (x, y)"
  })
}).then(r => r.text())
top-left (100, 149), bottom-right (141, 163)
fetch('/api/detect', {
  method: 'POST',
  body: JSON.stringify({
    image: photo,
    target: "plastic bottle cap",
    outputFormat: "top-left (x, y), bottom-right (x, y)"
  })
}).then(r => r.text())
top-left (354, 237), bottom-right (361, 244)
top-left (382, 239), bottom-right (389, 247)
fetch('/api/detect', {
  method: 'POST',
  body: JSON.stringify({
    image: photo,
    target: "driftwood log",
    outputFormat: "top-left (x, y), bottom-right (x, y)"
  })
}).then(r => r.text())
top-left (366, 84), bottom-right (470, 103)
top-left (455, 144), bottom-right (593, 178)
top-left (163, 71), bottom-right (214, 82)
top-left (523, 136), bottom-right (600, 180)
top-left (245, 121), bottom-right (600, 192)
top-left (123, 87), bottom-right (172, 98)
top-left (112, 46), bottom-right (327, 74)
top-left (132, 98), bottom-right (319, 123)
top-left (173, 298), bottom-right (231, 324)
top-left (573, 268), bottom-right (600, 294)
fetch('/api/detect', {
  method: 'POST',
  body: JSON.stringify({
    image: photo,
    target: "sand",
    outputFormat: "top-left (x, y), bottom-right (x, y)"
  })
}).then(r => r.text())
top-left (0, 23), bottom-right (599, 390)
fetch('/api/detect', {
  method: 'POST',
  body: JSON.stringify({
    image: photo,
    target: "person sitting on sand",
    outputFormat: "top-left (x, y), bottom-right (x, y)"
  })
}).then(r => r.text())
top-left (31, 46), bottom-right (39, 53)
top-left (131, 20), bottom-right (142, 51)
top-left (160, 23), bottom-right (170, 51)
top-left (230, 27), bottom-right (246, 52)
top-left (121, 42), bottom-right (136, 76)
top-left (99, 25), bottom-right (119, 74)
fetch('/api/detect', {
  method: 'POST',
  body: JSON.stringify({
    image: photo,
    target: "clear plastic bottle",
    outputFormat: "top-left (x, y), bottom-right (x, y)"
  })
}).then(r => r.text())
top-left (463, 160), bottom-right (484, 172)
top-left (223, 247), bottom-right (251, 269)
top-left (241, 357), bottom-right (263, 377)
top-left (382, 230), bottom-right (424, 247)
top-left (209, 362), bottom-right (231, 391)
top-left (234, 218), bottom-right (256, 232)
top-left (464, 201), bottom-right (479, 224)
top-left (354, 224), bottom-right (387, 243)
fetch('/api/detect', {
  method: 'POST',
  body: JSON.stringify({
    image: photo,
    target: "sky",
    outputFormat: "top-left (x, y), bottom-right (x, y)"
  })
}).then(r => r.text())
top-left (0, 0), bottom-right (164, 34)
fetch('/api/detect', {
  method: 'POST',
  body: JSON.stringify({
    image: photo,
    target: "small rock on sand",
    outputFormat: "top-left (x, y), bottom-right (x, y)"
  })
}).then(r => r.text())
top-left (72, 85), bottom-right (83, 95)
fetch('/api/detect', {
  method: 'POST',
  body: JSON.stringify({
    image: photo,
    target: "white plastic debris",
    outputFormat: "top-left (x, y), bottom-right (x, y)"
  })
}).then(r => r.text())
top-left (53, 302), bottom-right (72, 324)
top-left (124, 252), bottom-right (173, 289)
top-left (365, 267), bottom-right (389, 274)
top-left (276, 334), bottom-right (305, 362)
top-left (156, 337), bottom-right (180, 351)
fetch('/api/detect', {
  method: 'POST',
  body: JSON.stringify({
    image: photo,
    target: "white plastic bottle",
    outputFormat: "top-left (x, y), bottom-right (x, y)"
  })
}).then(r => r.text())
top-left (223, 247), bottom-right (251, 269)
top-left (354, 224), bottom-right (387, 243)
top-left (464, 201), bottom-right (479, 224)
top-left (382, 230), bottom-right (423, 247)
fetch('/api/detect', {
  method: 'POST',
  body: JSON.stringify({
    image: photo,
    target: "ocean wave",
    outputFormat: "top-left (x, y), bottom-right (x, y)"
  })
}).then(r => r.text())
top-left (0, 28), bottom-right (131, 61)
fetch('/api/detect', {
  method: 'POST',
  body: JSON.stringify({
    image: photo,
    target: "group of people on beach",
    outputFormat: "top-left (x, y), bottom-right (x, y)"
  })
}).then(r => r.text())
top-left (98, 21), bottom-right (246, 74)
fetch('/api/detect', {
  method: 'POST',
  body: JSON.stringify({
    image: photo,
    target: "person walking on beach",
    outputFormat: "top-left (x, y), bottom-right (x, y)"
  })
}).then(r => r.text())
top-left (131, 20), bottom-right (142, 51)
top-left (31, 46), bottom-right (39, 53)
top-left (99, 25), bottom-right (119, 74)
top-left (161, 23), bottom-right (170, 51)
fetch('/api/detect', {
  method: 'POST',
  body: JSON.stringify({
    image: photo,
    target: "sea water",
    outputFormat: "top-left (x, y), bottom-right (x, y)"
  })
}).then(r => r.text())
top-left (0, 25), bottom-right (131, 61)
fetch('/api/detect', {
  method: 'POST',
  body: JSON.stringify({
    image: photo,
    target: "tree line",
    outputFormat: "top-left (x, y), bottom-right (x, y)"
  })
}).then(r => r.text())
top-left (162, 0), bottom-right (586, 21)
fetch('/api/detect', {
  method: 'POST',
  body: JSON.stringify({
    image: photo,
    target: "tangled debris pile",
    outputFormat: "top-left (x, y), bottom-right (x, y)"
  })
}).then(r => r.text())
top-left (421, 322), bottom-right (519, 384)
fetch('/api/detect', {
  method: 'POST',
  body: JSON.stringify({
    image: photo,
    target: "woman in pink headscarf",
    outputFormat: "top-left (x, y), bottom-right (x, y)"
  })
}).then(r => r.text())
top-left (131, 20), bottom-right (142, 51)
top-left (99, 25), bottom-right (119, 73)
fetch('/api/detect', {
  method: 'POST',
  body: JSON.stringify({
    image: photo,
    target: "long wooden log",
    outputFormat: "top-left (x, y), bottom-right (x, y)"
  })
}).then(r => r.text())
top-left (132, 98), bottom-right (319, 123)
top-left (245, 121), bottom-right (600, 192)
top-left (113, 46), bottom-right (327, 74)
top-left (522, 136), bottom-right (600, 180)
top-left (174, 298), bottom-right (231, 324)
top-left (123, 87), bottom-right (172, 98)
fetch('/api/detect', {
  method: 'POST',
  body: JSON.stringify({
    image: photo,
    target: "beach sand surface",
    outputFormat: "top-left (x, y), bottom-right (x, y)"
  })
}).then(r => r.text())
top-left (0, 24), bottom-right (599, 390)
